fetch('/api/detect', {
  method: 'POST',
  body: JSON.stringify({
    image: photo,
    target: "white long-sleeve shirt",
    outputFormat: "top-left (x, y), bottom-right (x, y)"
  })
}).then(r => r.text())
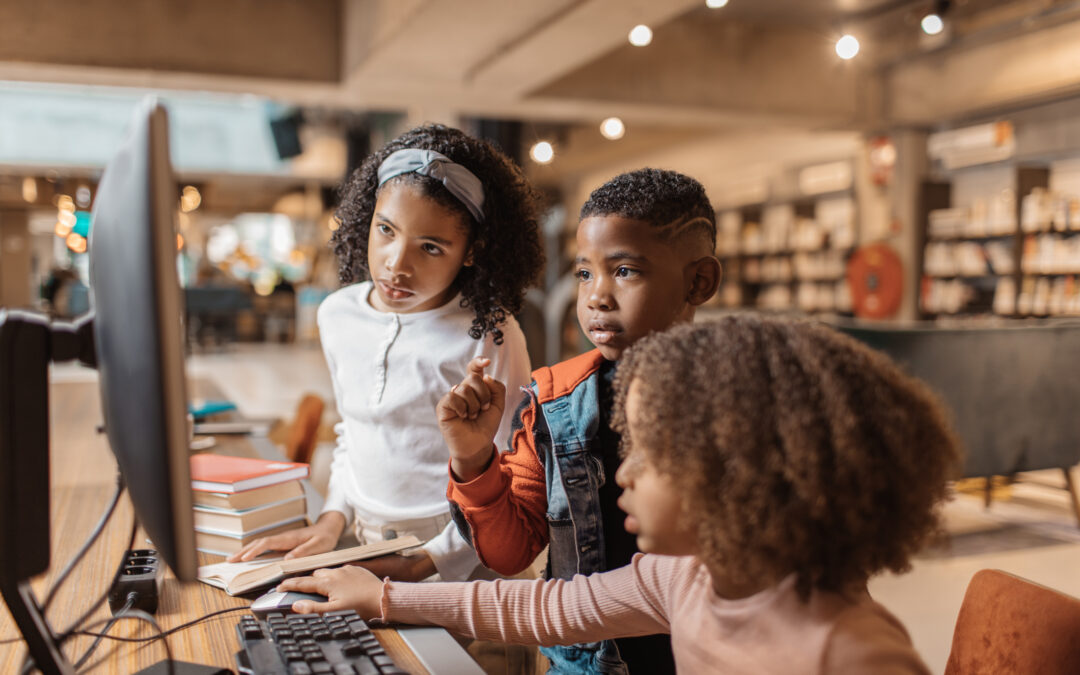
top-left (316, 282), bottom-right (531, 580)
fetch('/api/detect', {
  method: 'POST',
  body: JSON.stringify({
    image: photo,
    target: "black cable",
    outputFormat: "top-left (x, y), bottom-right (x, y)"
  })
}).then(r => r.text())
top-left (57, 516), bottom-right (138, 644)
top-left (42, 472), bottom-right (126, 612)
top-left (14, 475), bottom-right (129, 672)
top-left (72, 609), bottom-right (175, 675)
top-left (70, 605), bottom-right (250, 642)
top-left (72, 592), bottom-right (136, 671)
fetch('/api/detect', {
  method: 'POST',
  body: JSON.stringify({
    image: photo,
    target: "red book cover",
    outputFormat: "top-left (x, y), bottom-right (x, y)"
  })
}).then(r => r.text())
top-left (190, 454), bottom-right (309, 493)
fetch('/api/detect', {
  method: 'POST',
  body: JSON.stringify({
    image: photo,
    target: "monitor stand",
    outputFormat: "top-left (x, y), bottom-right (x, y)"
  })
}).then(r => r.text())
top-left (0, 310), bottom-right (230, 675)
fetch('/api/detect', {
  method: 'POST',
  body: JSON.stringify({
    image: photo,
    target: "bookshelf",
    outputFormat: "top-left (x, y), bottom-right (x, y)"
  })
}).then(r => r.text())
top-left (919, 166), bottom-right (1049, 317)
top-left (716, 192), bottom-right (857, 314)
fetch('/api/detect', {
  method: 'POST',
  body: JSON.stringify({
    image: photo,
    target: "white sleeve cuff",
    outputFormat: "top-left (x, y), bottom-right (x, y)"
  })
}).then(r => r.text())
top-left (319, 494), bottom-right (354, 526)
top-left (422, 521), bottom-right (483, 581)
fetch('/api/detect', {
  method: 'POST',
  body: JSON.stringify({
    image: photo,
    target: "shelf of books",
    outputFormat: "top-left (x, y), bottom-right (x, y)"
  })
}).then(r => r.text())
top-left (715, 192), bottom-right (858, 315)
top-left (189, 454), bottom-right (311, 556)
top-left (919, 166), bottom-right (1053, 318)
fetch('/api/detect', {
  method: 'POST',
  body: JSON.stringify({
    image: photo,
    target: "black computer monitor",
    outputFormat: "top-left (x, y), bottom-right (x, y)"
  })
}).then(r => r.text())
top-left (0, 97), bottom-right (197, 674)
top-left (89, 98), bottom-right (198, 583)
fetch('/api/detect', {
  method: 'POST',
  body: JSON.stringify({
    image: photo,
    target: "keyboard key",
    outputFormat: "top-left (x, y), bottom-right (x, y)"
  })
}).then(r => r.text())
top-left (324, 610), bottom-right (357, 618)
top-left (372, 654), bottom-right (394, 668)
top-left (266, 612), bottom-right (285, 621)
top-left (313, 630), bottom-right (332, 642)
top-left (333, 665), bottom-right (355, 675)
top-left (339, 641), bottom-right (365, 657)
top-left (242, 625), bottom-right (264, 639)
top-left (288, 664), bottom-right (312, 675)
top-left (284, 651), bottom-right (305, 662)
top-left (359, 637), bottom-right (380, 650)
top-left (352, 658), bottom-right (379, 675)
top-left (332, 629), bottom-right (351, 640)
top-left (310, 661), bottom-right (333, 674)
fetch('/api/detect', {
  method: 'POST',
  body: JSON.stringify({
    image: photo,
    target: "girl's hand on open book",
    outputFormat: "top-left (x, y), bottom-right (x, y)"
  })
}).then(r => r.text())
top-left (438, 356), bottom-right (506, 482)
top-left (277, 565), bottom-right (382, 619)
top-left (228, 513), bottom-right (344, 562)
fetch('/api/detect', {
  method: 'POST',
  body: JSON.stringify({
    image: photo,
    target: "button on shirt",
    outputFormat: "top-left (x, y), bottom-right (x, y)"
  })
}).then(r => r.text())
top-left (317, 282), bottom-right (530, 579)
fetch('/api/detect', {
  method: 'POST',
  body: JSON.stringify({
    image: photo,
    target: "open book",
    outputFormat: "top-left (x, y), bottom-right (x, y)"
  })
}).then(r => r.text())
top-left (197, 535), bottom-right (422, 596)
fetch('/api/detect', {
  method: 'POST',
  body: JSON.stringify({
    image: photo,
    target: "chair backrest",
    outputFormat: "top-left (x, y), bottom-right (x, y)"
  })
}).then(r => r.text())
top-left (284, 393), bottom-right (324, 465)
top-left (945, 569), bottom-right (1080, 674)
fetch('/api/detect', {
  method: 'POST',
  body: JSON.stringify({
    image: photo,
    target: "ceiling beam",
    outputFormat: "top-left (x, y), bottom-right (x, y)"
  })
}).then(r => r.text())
top-left (0, 0), bottom-right (341, 82)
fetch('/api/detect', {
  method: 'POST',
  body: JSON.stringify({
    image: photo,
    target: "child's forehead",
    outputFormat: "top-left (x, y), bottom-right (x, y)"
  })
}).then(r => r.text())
top-left (575, 214), bottom-right (675, 255)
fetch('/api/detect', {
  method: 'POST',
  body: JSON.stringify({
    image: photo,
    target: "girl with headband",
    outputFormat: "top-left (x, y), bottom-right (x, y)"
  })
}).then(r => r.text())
top-left (230, 124), bottom-right (544, 589)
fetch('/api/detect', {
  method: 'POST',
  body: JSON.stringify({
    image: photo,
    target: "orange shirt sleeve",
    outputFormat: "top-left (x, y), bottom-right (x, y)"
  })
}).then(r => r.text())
top-left (447, 394), bottom-right (549, 575)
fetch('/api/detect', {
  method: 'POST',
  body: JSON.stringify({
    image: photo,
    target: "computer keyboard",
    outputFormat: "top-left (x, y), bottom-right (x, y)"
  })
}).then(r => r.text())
top-left (235, 610), bottom-right (408, 675)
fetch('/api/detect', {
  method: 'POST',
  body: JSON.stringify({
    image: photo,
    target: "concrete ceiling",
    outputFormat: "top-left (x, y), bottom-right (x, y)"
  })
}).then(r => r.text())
top-left (0, 0), bottom-right (1049, 126)
top-left (3, 0), bottom-right (1080, 187)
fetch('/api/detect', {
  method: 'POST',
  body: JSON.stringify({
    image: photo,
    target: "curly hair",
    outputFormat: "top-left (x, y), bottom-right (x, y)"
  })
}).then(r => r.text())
top-left (580, 168), bottom-right (716, 251)
top-left (332, 124), bottom-right (544, 343)
top-left (612, 316), bottom-right (962, 600)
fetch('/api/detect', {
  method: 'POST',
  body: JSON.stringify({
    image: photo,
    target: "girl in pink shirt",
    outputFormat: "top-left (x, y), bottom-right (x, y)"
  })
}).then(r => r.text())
top-left (279, 316), bottom-right (961, 674)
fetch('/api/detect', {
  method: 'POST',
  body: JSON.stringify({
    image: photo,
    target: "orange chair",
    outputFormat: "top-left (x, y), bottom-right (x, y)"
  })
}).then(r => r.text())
top-left (283, 393), bottom-right (325, 465)
top-left (945, 569), bottom-right (1080, 674)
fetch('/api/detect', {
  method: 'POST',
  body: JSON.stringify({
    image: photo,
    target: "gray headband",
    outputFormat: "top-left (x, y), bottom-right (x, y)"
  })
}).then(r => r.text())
top-left (377, 148), bottom-right (485, 223)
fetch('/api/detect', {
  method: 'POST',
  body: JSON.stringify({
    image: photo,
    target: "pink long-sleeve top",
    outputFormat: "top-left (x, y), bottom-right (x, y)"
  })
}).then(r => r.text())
top-left (381, 554), bottom-right (930, 674)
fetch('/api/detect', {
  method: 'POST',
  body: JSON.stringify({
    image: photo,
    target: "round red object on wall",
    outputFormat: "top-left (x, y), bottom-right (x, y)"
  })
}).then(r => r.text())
top-left (847, 243), bottom-right (903, 319)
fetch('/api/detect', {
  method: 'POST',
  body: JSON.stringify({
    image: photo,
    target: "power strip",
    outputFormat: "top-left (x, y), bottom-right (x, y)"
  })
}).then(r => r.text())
top-left (108, 548), bottom-right (164, 615)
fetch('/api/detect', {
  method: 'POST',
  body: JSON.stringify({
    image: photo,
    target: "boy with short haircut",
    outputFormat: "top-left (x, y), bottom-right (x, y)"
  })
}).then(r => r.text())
top-left (437, 168), bottom-right (721, 674)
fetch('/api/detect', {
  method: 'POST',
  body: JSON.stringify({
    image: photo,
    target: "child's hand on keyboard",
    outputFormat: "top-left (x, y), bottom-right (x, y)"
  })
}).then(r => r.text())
top-left (438, 356), bottom-right (506, 482)
top-left (277, 565), bottom-right (383, 619)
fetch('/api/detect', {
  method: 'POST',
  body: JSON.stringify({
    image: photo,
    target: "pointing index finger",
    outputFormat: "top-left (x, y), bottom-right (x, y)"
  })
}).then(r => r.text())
top-left (467, 356), bottom-right (491, 378)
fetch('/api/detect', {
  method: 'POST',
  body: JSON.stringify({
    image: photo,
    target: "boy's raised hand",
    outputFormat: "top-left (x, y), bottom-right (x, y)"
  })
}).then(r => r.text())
top-left (437, 356), bottom-right (505, 482)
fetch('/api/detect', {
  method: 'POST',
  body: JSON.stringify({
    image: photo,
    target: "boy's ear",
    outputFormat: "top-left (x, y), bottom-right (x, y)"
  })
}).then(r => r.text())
top-left (685, 256), bottom-right (722, 307)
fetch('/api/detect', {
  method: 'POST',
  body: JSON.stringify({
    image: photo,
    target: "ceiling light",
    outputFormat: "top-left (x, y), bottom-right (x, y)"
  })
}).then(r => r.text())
top-left (66, 232), bottom-right (87, 254)
top-left (600, 117), bottom-right (625, 140)
top-left (530, 141), bottom-right (554, 164)
top-left (921, 13), bottom-right (944, 35)
top-left (835, 34), bottom-right (859, 60)
top-left (706, 0), bottom-right (729, 7)
top-left (22, 177), bottom-right (37, 203)
top-left (75, 185), bottom-right (92, 208)
top-left (181, 185), bottom-right (202, 212)
top-left (628, 25), bottom-right (652, 47)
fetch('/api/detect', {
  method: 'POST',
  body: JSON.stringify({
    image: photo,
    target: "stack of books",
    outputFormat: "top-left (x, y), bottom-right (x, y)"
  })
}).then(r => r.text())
top-left (190, 454), bottom-right (310, 556)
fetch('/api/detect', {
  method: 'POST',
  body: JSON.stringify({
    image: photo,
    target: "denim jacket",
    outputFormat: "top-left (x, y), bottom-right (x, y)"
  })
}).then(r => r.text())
top-left (530, 355), bottom-right (628, 674)
top-left (450, 349), bottom-right (632, 673)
